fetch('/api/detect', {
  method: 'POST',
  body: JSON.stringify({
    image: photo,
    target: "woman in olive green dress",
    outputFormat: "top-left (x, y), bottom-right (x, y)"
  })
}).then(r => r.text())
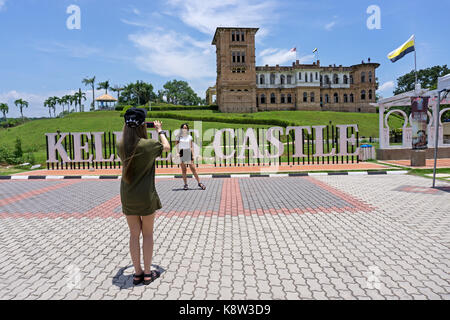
top-left (117, 107), bottom-right (171, 285)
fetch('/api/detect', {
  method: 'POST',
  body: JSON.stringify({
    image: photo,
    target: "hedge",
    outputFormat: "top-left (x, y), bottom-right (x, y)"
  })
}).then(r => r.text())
top-left (120, 111), bottom-right (297, 128)
top-left (116, 104), bottom-right (218, 112)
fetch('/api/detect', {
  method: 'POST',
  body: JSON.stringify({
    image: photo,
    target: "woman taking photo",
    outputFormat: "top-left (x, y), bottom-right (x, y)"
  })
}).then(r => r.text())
top-left (176, 123), bottom-right (206, 191)
top-left (117, 107), bottom-right (171, 285)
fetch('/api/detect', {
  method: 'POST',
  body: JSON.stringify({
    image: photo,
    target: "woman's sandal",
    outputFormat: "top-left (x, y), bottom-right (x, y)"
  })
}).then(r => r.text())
top-left (198, 182), bottom-right (206, 190)
top-left (143, 270), bottom-right (161, 285)
top-left (133, 272), bottom-right (144, 285)
top-left (183, 184), bottom-right (189, 190)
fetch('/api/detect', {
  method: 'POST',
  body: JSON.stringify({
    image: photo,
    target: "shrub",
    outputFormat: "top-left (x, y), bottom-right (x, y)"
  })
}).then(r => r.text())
top-left (14, 137), bottom-right (23, 158)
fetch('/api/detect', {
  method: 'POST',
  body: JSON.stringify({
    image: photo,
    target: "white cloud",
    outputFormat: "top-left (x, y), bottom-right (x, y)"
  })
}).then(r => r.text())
top-left (34, 41), bottom-right (101, 59)
top-left (258, 48), bottom-right (314, 66)
top-left (128, 29), bottom-right (216, 81)
top-left (324, 21), bottom-right (336, 31)
top-left (164, 0), bottom-right (277, 36)
top-left (377, 81), bottom-right (395, 93)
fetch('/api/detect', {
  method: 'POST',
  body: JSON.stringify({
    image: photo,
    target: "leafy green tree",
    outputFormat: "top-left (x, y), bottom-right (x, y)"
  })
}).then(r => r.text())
top-left (160, 79), bottom-right (202, 105)
top-left (44, 98), bottom-right (53, 118)
top-left (393, 65), bottom-right (450, 95)
top-left (0, 103), bottom-right (8, 121)
top-left (119, 80), bottom-right (156, 106)
top-left (14, 99), bottom-right (28, 121)
top-left (14, 137), bottom-right (23, 159)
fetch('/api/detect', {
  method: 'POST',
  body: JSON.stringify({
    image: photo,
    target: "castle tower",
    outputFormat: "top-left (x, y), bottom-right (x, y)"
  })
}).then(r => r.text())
top-left (211, 27), bottom-right (259, 113)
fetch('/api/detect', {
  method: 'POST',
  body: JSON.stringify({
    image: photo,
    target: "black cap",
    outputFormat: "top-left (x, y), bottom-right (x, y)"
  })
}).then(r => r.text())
top-left (124, 107), bottom-right (147, 127)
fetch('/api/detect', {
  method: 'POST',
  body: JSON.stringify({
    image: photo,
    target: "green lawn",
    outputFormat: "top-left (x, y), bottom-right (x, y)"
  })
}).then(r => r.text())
top-left (0, 109), bottom-right (403, 166)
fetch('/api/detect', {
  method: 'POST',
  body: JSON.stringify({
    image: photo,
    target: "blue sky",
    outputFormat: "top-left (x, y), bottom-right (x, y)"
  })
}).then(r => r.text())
top-left (0, 0), bottom-right (448, 118)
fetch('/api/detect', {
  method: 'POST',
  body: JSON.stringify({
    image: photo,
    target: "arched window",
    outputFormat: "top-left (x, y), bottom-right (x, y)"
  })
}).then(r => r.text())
top-left (303, 92), bottom-right (308, 102)
top-left (350, 75), bottom-right (354, 84)
top-left (361, 90), bottom-right (366, 100)
top-left (259, 74), bottom-right (265, 85)
top-left (334, 93), bottom-right (339, 103)
top-left (310, 92), bottom-right (315, 102)
top-left (350, 93), bottom-right (354, 102)
top-left (361, 72), bottom-right (365, 83)
top-left (343, 75), bottom-right (348, 84)
top-left (369, 89), bottom-right (373, 100)
top-left (299, 72), bottom-right (302, 80)
top-left (344, 94), bottom-right (348, 103)
top-left (320, 75), bottom-right (323, 85)
top-left (315, 72), bottom-right (318, 80)
top-left (333, 74), bottom-right (339, 84)
top-left (368, 71), bottom-right (372, 83)
top-left (320, 94), bottom-right (323, 103)
top-left (287, 94), bottom-right (292, 103)
top-left (305, 73), bottom-right (308, 82)
top-left (310, 73), bottom-right (313, 82)
top-left (261, 94), bottom-right (266, 104)
top-left (281, 94), bottom-right (285, 103)
top-left (270, 73), bottom-right (275, 85)
top-left (325, 94), bottom-right (329, 103)
top-left (270, 93), bottom-right (276, 103)
top-left (325, 75), bottom-right (330, 84)
top-left (287, 75), bottom-right (292, 84)
top-left (280, 75), bottom-right (285, 85)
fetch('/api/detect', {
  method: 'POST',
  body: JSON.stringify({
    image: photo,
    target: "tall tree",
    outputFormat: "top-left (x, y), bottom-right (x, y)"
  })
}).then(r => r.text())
top-left (74, 89), bottom-right (86, 112)
top-left (0, 102), bottom-right (8, 121)
top-left (82, 76), bottom-right (96, 111)
top-left (14, 99), bottom-right (28, 121)
top-left (161, 79), bottom-right (202, 105)
top-left (97, 80), bottom-right (111, 95)
top-left (44, 98), bottom-right (53, 118)
top-left (393, 65), bottom-right (450, 95)
top-left (110, 85), bottom-right (123, 102)
top-left (119, 81), bottom-right (156, 106)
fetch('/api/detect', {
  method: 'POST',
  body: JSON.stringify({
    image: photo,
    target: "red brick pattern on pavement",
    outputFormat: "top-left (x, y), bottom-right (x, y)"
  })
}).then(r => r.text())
top-left (0, 177), bottom-right (375, 219)
top-left (381, 158), bottom-right (450, 169)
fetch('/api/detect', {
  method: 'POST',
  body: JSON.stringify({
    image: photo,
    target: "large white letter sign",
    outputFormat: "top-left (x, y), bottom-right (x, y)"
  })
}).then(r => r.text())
top-left (92, 132), bottom-right (114, 162)
top-left (312, 125), bottom-right (335, 157)
top-left (286, 126), bottom-right (311, 157)
top-left (265, 127), bottom-right (284, 158)
top-left (46, 133), bottom-right (71, 163)
top-left (237, 128), bottom-right (263, 159)
top-left (72, 132), bottom-right (93, 162)
top-left (336, 124), bottom-right (359, 156)
top-left (213, 128), bottom-right (235, 160)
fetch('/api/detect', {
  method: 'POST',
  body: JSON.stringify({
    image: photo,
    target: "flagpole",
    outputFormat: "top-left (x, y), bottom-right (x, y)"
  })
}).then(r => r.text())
top-left (414, 35), bottom-right (418, 90)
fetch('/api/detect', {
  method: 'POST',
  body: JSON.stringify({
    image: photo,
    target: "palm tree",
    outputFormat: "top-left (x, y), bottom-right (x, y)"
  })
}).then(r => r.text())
top-left (0, 103), bottom-right (8, 121)
top-left (14, 99), bottom-right (29, 121)
top-left (74, 89), bottom-right (86, 112)
top-left (44, 98), bottom-right (53, 118)
top-left (68, 95), bottom-right (75, 113)
top-left (97, 80), bottom-right (110, 95)
top-left (82, 76), bottom-right (96, 111)
top-left (110, 85), bottom-right (123, 102)
top-left (50, 96), bottom-right (58, 117)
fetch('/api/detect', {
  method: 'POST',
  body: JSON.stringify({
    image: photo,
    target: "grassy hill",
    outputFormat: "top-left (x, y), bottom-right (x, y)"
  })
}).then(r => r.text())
top-left (0, 109), bottom-right (401, 166)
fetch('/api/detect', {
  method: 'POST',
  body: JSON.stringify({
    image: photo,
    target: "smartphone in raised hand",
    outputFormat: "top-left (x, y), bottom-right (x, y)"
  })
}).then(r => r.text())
top-left (146, 121), bottom-right (155, 128)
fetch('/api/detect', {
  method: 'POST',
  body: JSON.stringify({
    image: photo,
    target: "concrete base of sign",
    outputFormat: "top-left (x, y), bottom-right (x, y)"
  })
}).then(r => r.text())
top-left (377, 147), bottom-right (450, 160)
top-left (410, 150), bottom-right (426, 167)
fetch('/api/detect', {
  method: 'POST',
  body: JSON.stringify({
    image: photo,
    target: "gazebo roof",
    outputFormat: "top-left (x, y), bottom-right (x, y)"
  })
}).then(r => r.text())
top-left (95, 94), bottom-right (117, 102)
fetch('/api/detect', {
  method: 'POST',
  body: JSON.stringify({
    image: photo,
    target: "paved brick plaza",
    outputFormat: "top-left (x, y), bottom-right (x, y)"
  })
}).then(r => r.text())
top-left (0, 174), bottom-right (449, 300)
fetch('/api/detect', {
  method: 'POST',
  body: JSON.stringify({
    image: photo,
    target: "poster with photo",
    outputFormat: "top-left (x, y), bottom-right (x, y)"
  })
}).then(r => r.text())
top-left (410, 96), bottom-right (429, 150)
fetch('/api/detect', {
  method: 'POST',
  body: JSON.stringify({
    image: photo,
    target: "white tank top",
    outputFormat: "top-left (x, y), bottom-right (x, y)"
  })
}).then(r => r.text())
top-left (178, 134), bottom-right (192, 149)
